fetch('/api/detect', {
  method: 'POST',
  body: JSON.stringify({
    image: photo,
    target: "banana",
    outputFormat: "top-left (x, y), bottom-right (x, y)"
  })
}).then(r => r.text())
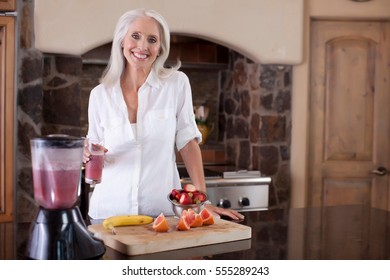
top-left (102, 215), bottom-right (154, 230)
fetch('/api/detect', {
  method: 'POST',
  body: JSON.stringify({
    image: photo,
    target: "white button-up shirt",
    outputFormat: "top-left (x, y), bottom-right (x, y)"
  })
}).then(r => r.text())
top-left (87, 70), bottom-right (201, 219)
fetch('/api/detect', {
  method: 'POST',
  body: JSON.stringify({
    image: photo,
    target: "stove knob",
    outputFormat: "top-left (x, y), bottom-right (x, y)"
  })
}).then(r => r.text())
top-left (239, 197), bottom-right (250, 207)
top-left (218, 199), bottom-right (231, 209)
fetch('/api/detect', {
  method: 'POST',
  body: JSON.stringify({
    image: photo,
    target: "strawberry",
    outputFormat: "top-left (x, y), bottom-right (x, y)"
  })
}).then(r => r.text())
top-left (170, 189), bottom-right (182, 200)
top-left (193, 191), bottom-right (207, 203)
top-left (179, 193), bottom-right (193, 205)
top-left (183, 184), bottom-right (197, 192)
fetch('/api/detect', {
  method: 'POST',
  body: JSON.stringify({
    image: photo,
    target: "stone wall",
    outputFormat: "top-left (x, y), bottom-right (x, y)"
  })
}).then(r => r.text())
top-left (16, 1), bottom-right (85, 257)
top-left (220, 53), bottom-right (292, 209)
top-left (41, 54), bottom-right (83, 137)
top-left (16, 0), bottom-right (43, 258)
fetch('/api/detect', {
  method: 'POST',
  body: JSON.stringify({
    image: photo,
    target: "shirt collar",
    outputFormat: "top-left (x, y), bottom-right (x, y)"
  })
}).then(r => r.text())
top-left (113, 69), bottom-right (162, 92)
top-left (145, 70), bottom-right (162, 89)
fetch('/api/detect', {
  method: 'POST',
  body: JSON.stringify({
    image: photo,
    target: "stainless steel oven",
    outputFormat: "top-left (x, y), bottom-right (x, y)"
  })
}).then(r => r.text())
top-left (178, 166), bottom-right (271, 212)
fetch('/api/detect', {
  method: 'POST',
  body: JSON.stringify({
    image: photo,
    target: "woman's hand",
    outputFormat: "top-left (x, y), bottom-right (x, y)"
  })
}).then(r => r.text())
top-left (204, 204), bottom-right (245, 221)
top-left (83, 138), bottom-right (108, 163)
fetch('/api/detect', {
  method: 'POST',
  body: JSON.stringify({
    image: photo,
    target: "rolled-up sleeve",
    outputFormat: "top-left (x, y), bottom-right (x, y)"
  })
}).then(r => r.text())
top-left (87, 85), bottom-right (105, 143)
top-left (175, 72), bottom-right (202, 151)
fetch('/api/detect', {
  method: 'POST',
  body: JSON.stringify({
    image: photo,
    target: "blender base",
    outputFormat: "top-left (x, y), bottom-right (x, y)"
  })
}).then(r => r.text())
top-left (26, 206), bottom-right (106, 260)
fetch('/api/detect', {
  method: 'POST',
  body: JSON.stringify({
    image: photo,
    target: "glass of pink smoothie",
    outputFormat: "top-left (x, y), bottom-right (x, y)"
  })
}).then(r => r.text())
top-left (85, 141), bottom-right (104, 184)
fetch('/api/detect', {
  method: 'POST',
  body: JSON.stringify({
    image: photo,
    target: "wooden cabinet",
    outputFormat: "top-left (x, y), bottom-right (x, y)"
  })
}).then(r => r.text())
top-left (0, 0), bottom-right (15, 11)
top-left (0, 14), bottom-right (15, 222)
top-left (0, 2), bottom-right (16, 259)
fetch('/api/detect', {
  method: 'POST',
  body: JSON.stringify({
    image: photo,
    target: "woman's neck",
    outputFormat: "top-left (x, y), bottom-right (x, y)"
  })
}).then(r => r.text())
top-left (121, 66), bottom-right (151, 92)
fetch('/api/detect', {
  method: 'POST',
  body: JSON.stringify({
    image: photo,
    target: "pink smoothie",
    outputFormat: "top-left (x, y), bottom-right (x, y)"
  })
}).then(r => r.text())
top-left (85, 154), bottom-right (103, 184)
top-left (33, 168), bottom-right (80, 209)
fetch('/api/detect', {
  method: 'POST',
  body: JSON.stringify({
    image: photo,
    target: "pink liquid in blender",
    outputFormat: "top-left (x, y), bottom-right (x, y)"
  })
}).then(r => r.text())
top-left (33, 168), bottom-right (80, 209)
top-left (85, 154), bottom-right (104, 184)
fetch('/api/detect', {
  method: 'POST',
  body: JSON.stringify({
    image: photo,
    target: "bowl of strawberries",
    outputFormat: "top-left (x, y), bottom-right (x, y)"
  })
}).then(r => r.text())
top-left (168, 184), bottom-right (208, 217)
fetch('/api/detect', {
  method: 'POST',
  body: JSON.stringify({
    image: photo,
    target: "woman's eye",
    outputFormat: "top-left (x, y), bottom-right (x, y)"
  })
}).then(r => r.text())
top-left (148, 36), bottom-right (157, 44)
top-left (131, 33), bottom-right (140, 40)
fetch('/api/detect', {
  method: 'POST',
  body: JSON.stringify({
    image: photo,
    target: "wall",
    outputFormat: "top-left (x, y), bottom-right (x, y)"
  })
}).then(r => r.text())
top-left (220, 54), bottom-right (292, 208)
top-left (34, 0), bottom-right (303, 64)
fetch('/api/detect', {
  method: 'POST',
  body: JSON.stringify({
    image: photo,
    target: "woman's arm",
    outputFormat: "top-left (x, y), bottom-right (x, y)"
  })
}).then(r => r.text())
top-left (179, 139), bottom-right (206, 192)
top-left (179, 139), bottom-right (244, 220)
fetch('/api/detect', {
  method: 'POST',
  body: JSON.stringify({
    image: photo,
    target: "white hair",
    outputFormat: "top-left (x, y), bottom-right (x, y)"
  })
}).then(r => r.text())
top-left (100, 9), bottom-right (180, 87)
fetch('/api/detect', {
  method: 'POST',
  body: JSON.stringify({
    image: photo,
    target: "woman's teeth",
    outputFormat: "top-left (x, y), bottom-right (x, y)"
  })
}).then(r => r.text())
top-left (133, 52), bottom-right (147, 59)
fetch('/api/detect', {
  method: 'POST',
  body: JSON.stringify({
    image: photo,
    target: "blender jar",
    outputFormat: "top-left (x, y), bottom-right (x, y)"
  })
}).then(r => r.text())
top-left (30, 135), bottom-right (84, 209)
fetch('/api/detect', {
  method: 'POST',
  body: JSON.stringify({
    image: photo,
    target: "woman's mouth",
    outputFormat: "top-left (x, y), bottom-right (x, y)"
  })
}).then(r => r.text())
top-left (132, 51), bottom-right (148, 60)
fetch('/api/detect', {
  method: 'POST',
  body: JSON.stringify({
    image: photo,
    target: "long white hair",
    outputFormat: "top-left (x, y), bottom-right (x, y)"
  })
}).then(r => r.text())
top-left (100, 9), bottom-right (180, 87)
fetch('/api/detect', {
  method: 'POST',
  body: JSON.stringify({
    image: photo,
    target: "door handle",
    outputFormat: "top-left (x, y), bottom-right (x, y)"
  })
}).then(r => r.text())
top-left (371, 166), bottom-right (388, 176)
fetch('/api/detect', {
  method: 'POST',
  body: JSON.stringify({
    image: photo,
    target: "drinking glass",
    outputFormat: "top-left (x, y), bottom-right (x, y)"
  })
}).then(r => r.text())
top-left (85, 140), bottom-right (104, 184)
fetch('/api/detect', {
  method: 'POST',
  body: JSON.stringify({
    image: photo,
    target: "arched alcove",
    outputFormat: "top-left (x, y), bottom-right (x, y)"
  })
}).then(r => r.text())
top-left (80, 35), bottom-right (232, 143)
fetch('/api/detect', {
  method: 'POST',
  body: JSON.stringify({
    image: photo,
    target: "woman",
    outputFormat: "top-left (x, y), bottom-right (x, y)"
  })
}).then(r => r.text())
top-left (85, 8), bottom-right (243, 220)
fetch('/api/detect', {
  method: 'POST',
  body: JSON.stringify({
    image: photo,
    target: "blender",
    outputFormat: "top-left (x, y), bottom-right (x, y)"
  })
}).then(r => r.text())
top-left (26, 135), bottom-right (105, 260)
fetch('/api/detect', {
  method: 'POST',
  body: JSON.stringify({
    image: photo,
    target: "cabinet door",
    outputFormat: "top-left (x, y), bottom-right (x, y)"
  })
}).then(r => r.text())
top-left (0, 14), bottom-right (15, 260)
top-left (0, 0), bottom-right (15, 11)
top-left (307, 20), bottom-right (390, 259)
top-left (0, 15), bottom-right (15, 222)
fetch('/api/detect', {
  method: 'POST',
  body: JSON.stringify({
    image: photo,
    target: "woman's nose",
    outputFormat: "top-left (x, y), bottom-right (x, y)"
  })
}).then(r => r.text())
top-left (137, 39), bottom-right (147, 50)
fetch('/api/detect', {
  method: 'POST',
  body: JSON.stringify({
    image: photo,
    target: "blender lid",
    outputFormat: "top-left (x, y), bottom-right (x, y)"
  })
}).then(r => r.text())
top-left (31, 134), bottom-right (84, 148)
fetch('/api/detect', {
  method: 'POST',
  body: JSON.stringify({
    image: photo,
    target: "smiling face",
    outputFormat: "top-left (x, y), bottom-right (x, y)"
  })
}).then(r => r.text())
top-left (122, 16), bottom-right (162, 73)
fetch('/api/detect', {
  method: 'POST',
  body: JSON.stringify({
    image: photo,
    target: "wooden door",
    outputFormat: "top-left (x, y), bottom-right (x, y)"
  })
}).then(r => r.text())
top-left (307, 20), bottom-right (390, 259)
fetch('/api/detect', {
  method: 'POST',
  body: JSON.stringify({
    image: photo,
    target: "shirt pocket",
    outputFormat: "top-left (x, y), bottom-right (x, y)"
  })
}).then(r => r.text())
top-left (145, 109), bottom-right (176, 139)
top-left (101, 117), bottom-right (135, 149)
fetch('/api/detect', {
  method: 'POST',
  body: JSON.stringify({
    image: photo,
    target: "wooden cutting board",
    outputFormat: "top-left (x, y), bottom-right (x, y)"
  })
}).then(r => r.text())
top-left (88, 217), bottom-right (251, 256)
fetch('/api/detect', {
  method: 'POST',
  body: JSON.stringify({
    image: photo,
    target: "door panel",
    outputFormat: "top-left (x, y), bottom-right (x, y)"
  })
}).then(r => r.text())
top-left (325, 38), bottom-right (375, 161)
top-left (307, 20), bottom-right (390, 259)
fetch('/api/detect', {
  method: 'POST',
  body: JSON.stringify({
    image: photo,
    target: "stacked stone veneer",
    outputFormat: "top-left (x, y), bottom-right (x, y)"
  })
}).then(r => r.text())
top-left (219, 53), bottom-right (292, 209)
top-left (14, 0), bottom-right (290, 259)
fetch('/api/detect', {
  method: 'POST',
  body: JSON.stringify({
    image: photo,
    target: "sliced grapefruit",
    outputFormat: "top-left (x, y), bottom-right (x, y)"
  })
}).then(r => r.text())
top-left (176, 210), bottom-right (190, 231)
top-left (200, 208), bottom-right (215, 225)
top-left (187, 208), bottom-right (203, 227)
top-left (191, 214), bottom-right (203, 227)
top-left (152, 213), bottom-right (169, 232)
top-left (186, 209), bottom-right (195, 224)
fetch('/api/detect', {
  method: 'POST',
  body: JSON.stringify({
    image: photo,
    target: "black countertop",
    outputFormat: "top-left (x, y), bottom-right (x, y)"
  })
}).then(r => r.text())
top-left (96, 204), bottom-right (390, 260)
